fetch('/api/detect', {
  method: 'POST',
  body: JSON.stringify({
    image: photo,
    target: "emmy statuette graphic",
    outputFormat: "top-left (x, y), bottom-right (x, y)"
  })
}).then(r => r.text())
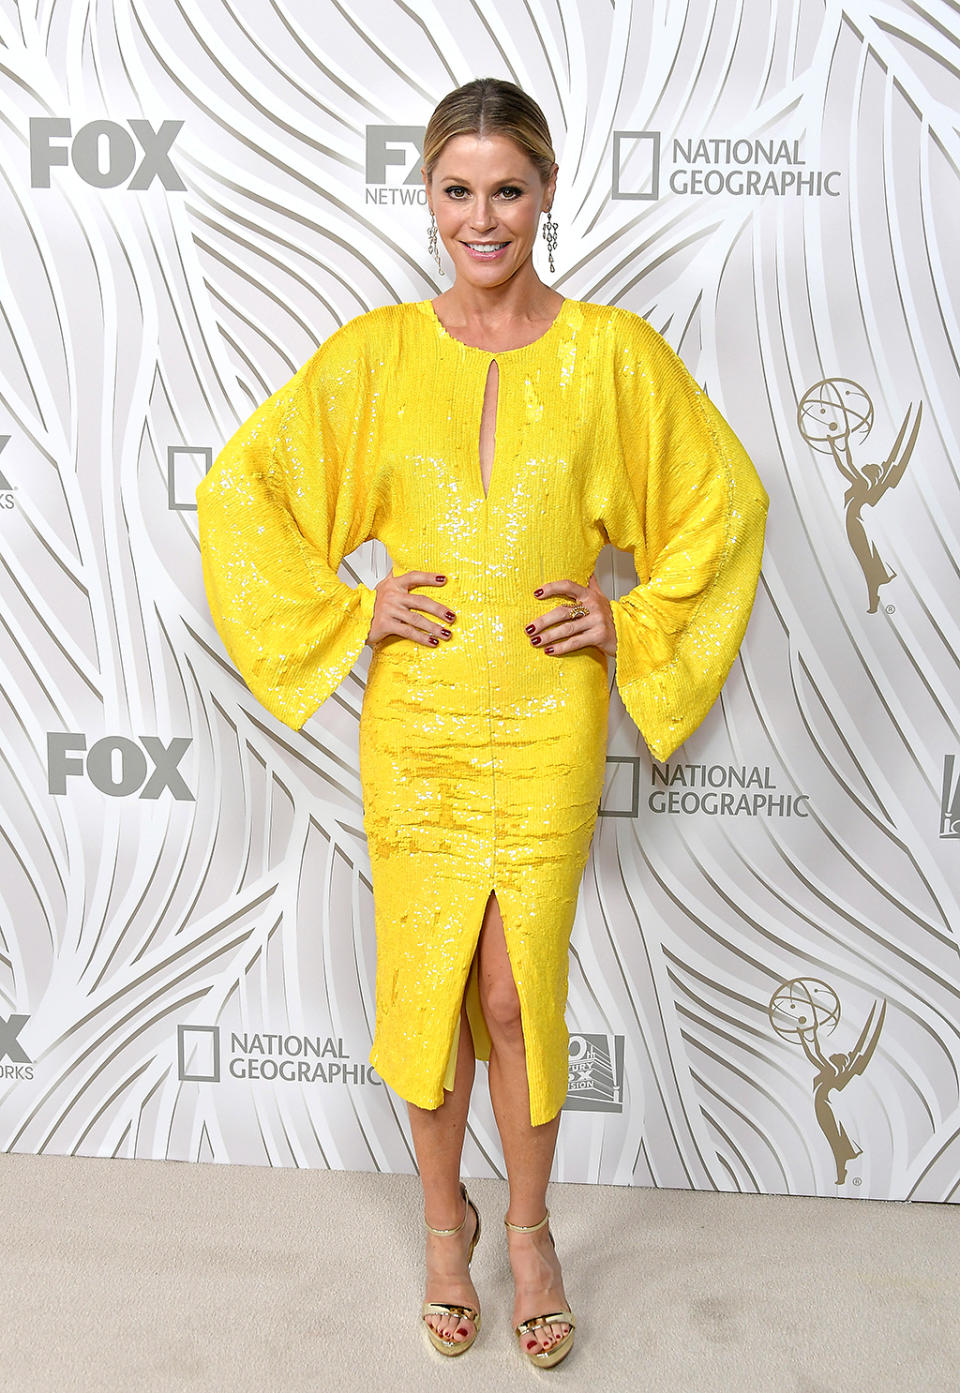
top-left (797, 378), bottom-right (921, 613)
top-left (942, 756), bottom-right (960, 839)
top-left (769, 978), bottom-right (886, 1184)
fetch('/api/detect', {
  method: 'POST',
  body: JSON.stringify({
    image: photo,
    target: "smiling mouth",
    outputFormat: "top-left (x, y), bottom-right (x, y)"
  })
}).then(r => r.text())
top-left (463, 241), bottom-right (509, 252)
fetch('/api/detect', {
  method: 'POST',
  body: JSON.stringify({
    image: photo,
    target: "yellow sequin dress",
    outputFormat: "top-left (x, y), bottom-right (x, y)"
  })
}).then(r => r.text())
top-left (196, 298), bottom-right (768, 1125)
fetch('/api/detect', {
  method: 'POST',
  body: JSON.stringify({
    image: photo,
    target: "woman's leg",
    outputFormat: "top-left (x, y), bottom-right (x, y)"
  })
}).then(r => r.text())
top-left (477, 892), bottom-right (571, 1357)
top-left (406, 997), bottom-right (479, 1345)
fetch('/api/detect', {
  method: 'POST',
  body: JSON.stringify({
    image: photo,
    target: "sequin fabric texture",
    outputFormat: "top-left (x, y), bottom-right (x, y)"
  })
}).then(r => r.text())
top-left (195, 298), bottom-right (768, 1125)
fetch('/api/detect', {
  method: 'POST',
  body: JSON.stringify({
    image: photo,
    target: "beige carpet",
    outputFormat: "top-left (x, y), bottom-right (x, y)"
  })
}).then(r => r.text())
top-left (1, 1151), bottom-right (956, 1392)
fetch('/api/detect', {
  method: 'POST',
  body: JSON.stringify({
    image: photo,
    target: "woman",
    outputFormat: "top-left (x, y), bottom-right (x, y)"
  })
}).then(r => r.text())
top-left (196, 77), bottom-right (768, 1368)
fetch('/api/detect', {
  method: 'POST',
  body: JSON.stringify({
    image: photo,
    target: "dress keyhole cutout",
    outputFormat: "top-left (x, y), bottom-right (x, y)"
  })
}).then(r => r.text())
top-left (478, 360), bottom-right (499, 500)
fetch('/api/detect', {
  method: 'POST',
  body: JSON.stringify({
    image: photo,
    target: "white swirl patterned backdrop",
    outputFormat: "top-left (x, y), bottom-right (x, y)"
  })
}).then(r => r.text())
top-left (0, 0), bottom-right (957, 1199)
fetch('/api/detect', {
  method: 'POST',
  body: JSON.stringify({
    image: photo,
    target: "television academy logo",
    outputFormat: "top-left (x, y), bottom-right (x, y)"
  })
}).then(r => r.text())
top-left (0, 435), bottom-right (14, 509)
top-left (0, 1013), bottom-right (34, 1079)
top-left (942, 757), bottom-right (960, 839)
top-left (612, 132), bottom-right (842, 201)
top-left (30, 117), bottom-right (186, 190)
top-left (769, 978), bottom-right (885, 1186)
top-left (364, 126), bottom-right (428, 205)
top-left (564, 1033), bottom-right (624, 1112)
top-left (797, 379), bottom-right (922, 614)
top-left (177, 1025), bottom-right (381, 1086)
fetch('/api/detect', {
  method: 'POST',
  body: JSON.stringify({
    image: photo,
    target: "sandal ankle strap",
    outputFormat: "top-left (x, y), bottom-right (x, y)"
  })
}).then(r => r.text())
top-left (425, 1183), bottom-right (470, 1236)
top-left (504, 1207), bottom-right (550, 1233)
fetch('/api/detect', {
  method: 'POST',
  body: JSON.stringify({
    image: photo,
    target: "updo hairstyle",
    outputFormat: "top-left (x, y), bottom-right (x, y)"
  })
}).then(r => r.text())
top-left (422, 77), bottom-right (556, 184)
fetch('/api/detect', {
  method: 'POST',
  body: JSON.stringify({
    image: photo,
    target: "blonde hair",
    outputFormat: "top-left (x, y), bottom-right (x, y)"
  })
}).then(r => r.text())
top-left (422, 77), bottom-right (556, 184)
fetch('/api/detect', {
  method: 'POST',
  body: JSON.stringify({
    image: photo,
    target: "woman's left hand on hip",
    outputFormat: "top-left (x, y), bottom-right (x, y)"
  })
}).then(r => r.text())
top-left (524, 573), bottom-right (617, 657)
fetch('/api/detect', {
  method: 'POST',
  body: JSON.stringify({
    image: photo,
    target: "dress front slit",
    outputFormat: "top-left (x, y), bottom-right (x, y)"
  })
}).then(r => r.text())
top-left (440, 887), bottom-right (538, 1103)
top-left (441, 891), bottom-right (493, 1096)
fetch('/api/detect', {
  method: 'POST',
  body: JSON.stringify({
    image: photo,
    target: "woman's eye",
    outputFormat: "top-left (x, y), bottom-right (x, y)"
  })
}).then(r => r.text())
top-left (440, 184), bottom-right (524, 200)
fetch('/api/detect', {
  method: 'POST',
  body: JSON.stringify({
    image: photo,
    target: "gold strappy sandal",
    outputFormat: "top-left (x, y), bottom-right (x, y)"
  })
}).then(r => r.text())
top-left (421, 1183), bottom-right (482, 1356)
top-left (505, 1209), bottom-right (576, 1368)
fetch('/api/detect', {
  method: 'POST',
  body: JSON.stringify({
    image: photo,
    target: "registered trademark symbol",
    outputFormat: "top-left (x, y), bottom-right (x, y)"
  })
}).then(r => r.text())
top-left (852, 1177), bottom-right (862, 1186)
top-left (885, 605), bottom-right (896, 614)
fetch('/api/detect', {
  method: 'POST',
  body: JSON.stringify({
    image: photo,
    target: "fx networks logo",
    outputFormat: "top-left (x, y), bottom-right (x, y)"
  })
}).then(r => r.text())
top-left (649, 761), bottom-right (810, 819)
top-left (0, 1013), bottom-right (34, 1080)
top-left (612, 132), bottom-right (842, 200)
top-left (0, 434), bottom-right (14, 509)
top-left (769, 978), bottom-right (885, 1186)
top-left (797, 379), bottom-right (921, 614)
top-left (47, 734), bottom-right (194, 800)
top-left (564, 1033), bottom-right (624, 1112)
top-left (364, 125), bottom-right (428, 206)
top-left (941, 756), bottom-right (960, 839)
top-left (177, 1025), bottom-right (381, 1085)
top-left (30, 117), bottom-right (186, 191)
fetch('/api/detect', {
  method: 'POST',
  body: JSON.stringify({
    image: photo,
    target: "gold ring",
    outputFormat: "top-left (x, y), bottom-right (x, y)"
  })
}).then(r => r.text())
top-left (567, 604), bottom-right (589, 620)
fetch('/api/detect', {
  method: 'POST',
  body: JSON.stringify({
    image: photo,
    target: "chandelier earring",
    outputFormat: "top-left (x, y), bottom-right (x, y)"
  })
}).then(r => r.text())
top-left (541, 208), bottom-right (559, 274)
top-left (427, 212), bottom-right (445, 277)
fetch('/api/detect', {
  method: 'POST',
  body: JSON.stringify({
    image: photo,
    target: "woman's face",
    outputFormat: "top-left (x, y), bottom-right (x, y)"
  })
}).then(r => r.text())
top-left (424, 133), bottom-right (557, 289)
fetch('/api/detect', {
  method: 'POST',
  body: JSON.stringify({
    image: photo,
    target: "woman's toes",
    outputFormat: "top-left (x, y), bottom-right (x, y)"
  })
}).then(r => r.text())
top-left (431, 1312), bottom-right (473, 1343)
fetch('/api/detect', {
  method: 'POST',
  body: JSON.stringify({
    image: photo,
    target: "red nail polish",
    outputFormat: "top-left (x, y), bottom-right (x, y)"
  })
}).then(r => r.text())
top-left (441, 628), bottom-right (451, 638)
top-left (524, 624), bottom-right (535, 634)
top-left (444, 610), bottom-right (456, 621)
top-left (545, 646), bottom-right (554, 654)
top-left (429, 635), bottom-right (439, 645)
top-left (534, 587), bottom-right (543, 597)
top-left (531, 635), bottom-right (542, 645)
top-left (435, 574), bottom-right (446, 582)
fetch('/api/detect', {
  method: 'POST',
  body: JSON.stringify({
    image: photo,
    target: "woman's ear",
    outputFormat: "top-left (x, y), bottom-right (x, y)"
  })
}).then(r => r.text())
top-left (543, 161), bottom-right (559, 211)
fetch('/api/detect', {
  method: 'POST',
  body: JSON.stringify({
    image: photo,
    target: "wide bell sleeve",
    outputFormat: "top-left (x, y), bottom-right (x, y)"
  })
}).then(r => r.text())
top-left (602, 317), bottom-right (769, 761)
top-left (195, 336), bottom-right (378, 729)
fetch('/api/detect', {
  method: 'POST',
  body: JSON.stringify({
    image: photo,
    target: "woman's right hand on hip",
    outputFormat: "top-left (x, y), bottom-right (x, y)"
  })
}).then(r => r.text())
top-left (365, 571), bottom-right (457, 648)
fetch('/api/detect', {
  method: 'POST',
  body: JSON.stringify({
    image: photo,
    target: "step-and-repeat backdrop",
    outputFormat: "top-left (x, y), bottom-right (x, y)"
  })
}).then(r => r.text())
top-left (1, 0), bottom-right (957, 1201)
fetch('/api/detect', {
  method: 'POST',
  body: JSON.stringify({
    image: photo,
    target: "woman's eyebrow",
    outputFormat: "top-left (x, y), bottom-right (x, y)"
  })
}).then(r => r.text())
top-left (438, 173), bottom-right (531, 185)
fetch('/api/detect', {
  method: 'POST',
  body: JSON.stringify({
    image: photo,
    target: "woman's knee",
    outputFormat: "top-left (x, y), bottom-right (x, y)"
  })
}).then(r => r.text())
top-left (477, 891), bottom-right (524, 1042)
top-left (479, 967), bottom-right (524, 1041)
